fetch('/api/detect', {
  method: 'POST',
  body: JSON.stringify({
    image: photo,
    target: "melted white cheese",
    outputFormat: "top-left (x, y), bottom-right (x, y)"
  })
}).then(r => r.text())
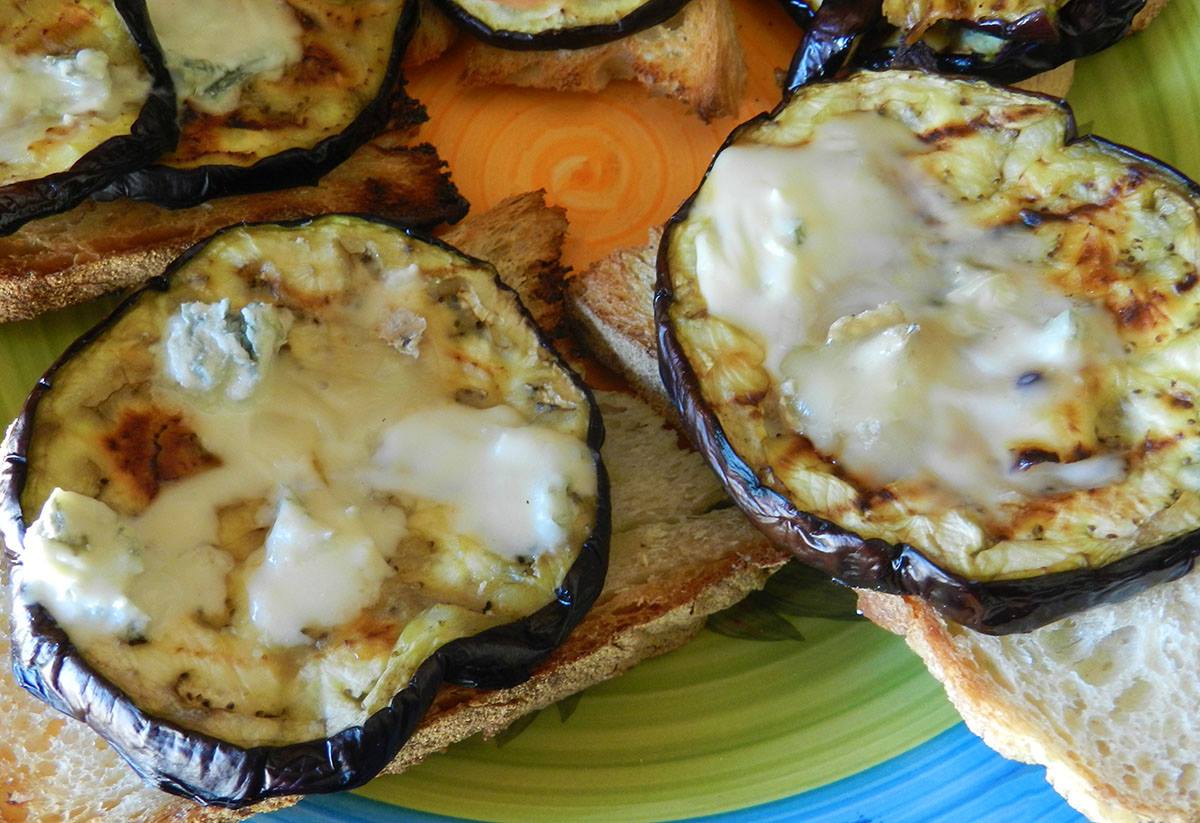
top-left (485, 0), bottom-right (562, 21)
top-left (0, 47), bottom-right (150, 176)
top-left (133, 315), bottom-right (427, 567)
top-left (17, 226), bottom-right (598, 745)
top-left (460, 0), bottom-right (643, 26)
top-left (369, 404), bottom-right (598, 560)
top-left (689, 112), bottom-right (1127, 508)
top-left (246, 495), bottom-right (396, 646)
top-left (147, 0), bottom-right (303, 114)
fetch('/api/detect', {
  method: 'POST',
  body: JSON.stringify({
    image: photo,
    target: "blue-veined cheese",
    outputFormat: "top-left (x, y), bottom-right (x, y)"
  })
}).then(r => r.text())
top-left (134, 282), bottom-right (591, 646)
top-left (13, 217), bottom-right (600, 746)
top-left (164, 300), bottom-right (293, 401)
top-left (19, 488), bottom-right (233, 645)
top-left (147, 0), bottom-right (303, 115)
top-left (19, 489), bottom-right (147, 639)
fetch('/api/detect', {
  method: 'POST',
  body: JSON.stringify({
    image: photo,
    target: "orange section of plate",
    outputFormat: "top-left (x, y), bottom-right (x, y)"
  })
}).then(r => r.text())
top-left (408, 0), bottom-right (802, 271)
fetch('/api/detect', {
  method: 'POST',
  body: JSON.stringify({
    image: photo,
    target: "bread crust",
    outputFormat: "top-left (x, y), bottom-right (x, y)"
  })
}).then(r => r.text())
top-left (566, 229), bottom-right (676, 417)
top-left (391, 538), bottom-right (785, 770)
top-left (459, 0), bottom-right (746, 121)
top-left (1133, 0), bottom-right (1169, 30)
top-left (406, 1), bottom-right (459, 68)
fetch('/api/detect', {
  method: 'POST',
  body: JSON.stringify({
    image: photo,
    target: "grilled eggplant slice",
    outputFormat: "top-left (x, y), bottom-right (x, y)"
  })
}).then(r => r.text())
top-left (103, 0), bottom-right (419, 207)
top-left (0, 0), bottom-right (176, 235)
top-left (0, 215), bottom-right (608, 806)
top-left (657, 70), bottom-right (1200, 634)
top-left (784, 0), bottom-right (1146, 87)
top-left (432, 0), bottom-right (693, 50)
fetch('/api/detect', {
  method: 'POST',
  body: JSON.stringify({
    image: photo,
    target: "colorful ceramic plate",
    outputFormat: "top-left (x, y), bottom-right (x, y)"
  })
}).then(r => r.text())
top-left (0, 0), bottom-right (1195, 819)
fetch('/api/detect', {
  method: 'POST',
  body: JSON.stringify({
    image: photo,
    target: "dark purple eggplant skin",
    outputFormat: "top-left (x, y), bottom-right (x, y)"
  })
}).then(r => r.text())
top-left (786, 0), bottom-right (882, 89)
top-left (96, 0), bottom-right (420, 209)
top-left (431, 0), bottom-right (693, 51)
top-left (777, 0), bottom-right (817, 26)
top-left (0, 215), bottom-right (610, 808)
top-left (653, 81), bottom-right (1200, 635)
top-left (0, 0), bottom-right (178, 237)
top-left (785, 0), bottom-right (1147, 89)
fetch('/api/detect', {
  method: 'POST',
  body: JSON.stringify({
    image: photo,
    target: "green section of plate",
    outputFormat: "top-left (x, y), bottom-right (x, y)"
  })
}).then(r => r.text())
top-left (0, 299), bottom-right (116, 421)
top-left (1068, 0), bottom-right (1200, 181)
top-left (355, 618), bottom-right (957, 822)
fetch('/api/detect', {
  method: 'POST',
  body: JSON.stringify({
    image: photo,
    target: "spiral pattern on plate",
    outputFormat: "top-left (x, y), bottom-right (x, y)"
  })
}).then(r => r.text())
top-left (407, 0), bottom-right (799, 270)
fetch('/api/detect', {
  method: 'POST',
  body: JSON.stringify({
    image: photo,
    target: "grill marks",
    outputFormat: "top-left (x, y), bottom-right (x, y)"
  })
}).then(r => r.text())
top-left (1016, 171), bottom-right (1195, 343)
top-left (162, 0), bottom-right (392, 169)
top-left (1115, 293), bottom-right (1169, 332)
top-left (171, 42), bottom-right (350, 161)
top-left (101, 407), bottom-right (220, 507)
top-left (292, 41), bottom-right (352, 89)
top-left (8, 5), bottom-right (98, 49)
top-left (918, 117), bottom-right (984, 144)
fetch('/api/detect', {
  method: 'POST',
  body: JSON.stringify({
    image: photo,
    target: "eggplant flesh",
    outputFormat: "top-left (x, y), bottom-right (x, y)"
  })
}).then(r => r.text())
top-left (785, 0), bottom-right (1145, 87)
top-left (657, 70), bottom-right (1200, 634)
top-left (0, 0), bottom-right (176, 236)
top-left (102, 0), bottom-right (418, 208)
top-left (1, 215), bottom-right (609, 806)
top-left (433, 0), bottom-right (694, 50)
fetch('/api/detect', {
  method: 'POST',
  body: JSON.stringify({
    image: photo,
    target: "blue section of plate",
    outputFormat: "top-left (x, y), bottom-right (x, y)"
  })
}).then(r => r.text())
top-left (266, 724), bottom-right (1084, 822)
top-left (699, 724), bottom-right (1083, 823)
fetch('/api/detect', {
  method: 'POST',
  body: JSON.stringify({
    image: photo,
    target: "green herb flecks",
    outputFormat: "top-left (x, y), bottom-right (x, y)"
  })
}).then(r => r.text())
top-left (793, 221), bottom-right (807, 246)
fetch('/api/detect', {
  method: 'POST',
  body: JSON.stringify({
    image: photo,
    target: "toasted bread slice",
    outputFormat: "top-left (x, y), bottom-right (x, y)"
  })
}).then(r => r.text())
top-left (442, 189), bottom-right (571, 335)
top-left (567, 227), bottom-right (670, 414)
top-left (0, 95), bottom-right (467, 324)
top-left (406, 1), bottom-right (459, 68)
top-left (0, 192), bottom-right (785, 821)
top-left (1135, 0), bottom-right (1170, 30)
top-left (459, 0), bottom-right (746, 121)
